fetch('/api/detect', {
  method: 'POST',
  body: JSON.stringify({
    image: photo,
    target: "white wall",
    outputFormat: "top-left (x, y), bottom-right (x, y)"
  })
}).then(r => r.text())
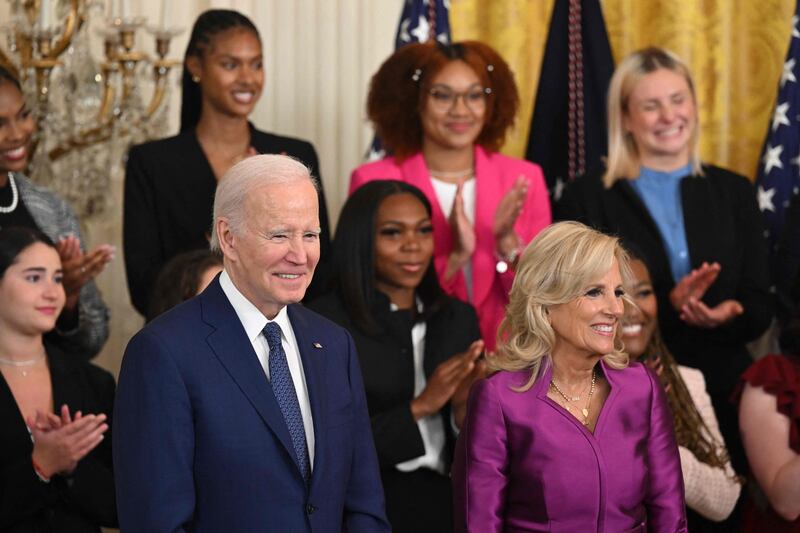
top-left (0, 0), bottom-right (403, 374)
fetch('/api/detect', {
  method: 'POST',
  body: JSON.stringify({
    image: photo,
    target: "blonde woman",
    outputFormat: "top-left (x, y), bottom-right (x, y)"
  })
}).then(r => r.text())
top-left (557, 49), bottom-right (771, 522)
top-left (453, 221), bottom-right (686, 532)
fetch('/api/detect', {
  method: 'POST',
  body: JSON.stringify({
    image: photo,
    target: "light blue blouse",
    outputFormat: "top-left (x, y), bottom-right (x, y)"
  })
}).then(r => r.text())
top-left (630, 164), bottom-right (694, 282)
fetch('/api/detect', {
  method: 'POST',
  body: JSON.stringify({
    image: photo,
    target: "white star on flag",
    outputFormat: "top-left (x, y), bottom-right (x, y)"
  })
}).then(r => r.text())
top-left (782, 58), bottom-right (797, 87)
top-left (793, 15), bottom-right (800, 38)
top-left (772, 101), bottom-right (791, 131)
top-left (791, 151), bottom-right (800, 169)
top-left (411, 15), bottom-right (430, 42)
top-left (553, 177), bottom-right (566, 202)
top-left (758, 186), bottom-right (777, 212)
top-left (398, 18), bottom-right (411, 43)
top-left (763, 143), bottom-right (784, 174)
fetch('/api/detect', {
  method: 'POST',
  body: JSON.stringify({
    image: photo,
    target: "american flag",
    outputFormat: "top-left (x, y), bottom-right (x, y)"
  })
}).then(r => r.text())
top-left (366, 0), bottom-right (452, 161)
top-left (756, 2), bottom-right (800, 252)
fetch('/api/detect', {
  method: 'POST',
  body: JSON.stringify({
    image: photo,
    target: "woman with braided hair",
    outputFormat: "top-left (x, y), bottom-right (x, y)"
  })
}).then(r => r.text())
top-left (124, 9), bottom-right (331, 317)
top-left (622, 251), bottom-right (741, 527)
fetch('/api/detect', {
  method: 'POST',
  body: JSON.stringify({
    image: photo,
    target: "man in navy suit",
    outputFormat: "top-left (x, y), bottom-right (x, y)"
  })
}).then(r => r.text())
top-left (113, 154), bottom-right (390, 532)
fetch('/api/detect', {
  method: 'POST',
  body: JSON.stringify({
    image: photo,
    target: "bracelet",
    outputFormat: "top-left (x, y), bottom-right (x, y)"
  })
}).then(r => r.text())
top-left (32, 458), bottom-right (51, 483)
top-left (495, 246), bottom-right (522, 274)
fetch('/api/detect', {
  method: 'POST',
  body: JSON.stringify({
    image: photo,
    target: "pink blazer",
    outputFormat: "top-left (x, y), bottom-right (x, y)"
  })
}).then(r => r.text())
top-left (349, 147), bottom-right (551, 350)
top-left (453, 360), bottom-right (688, 533)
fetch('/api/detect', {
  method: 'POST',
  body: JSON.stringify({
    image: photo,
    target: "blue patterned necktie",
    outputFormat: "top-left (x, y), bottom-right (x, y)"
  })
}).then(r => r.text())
top-left (263, 322), bottom-right (310, 481)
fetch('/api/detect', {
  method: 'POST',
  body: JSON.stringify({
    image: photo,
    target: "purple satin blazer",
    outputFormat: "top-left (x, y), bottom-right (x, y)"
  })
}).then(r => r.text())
top-left (453, 360), bottom-right (687, 532)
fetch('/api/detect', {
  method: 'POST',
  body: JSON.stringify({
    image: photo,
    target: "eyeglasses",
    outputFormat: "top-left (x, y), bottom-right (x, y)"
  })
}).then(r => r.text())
top-left (427, 85), bottom-right (490, 112)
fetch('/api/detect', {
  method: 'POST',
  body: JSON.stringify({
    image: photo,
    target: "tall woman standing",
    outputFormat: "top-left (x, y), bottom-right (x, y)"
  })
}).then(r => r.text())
top-left (557, 47), bottom-right (772, 484)
top-left (350, 41), bottom-right (551, 351)
top-left (124, 9), bottom-right (331, 316)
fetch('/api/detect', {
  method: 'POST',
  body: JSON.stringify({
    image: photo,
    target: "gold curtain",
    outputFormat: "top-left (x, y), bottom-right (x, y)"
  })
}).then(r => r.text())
top-left (450, 0), bottom-right (795, 180)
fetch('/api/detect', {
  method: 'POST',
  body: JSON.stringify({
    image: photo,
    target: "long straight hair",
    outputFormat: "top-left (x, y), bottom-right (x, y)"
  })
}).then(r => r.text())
top-left (180, 9), bottom-right (260, 133)
top-left (332, 180), bottom-right (445, 335)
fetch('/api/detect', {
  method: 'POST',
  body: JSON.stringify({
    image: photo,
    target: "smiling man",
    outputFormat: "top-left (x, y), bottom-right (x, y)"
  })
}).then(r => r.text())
top-left (113, 155), bottom-right (389, 532)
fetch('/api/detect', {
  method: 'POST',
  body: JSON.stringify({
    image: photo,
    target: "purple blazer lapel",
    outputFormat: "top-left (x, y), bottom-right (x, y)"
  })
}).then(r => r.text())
top-left (200, 282), bottom-right (301, 478)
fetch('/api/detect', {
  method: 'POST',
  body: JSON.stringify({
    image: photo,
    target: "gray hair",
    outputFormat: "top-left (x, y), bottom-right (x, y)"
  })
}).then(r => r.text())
top-left (209, 154), bottom-right (318, 251)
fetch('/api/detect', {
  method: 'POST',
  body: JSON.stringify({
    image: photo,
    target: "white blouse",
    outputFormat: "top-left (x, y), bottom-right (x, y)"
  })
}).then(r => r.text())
top-left (677, 365), bottom-right (741, 521)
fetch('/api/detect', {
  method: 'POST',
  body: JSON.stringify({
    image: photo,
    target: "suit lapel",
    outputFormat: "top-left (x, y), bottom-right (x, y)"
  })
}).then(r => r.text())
top-left (287, 305), bottom-right (327, 487)
top-left (400, 154), bottom-right (452, 257)
top-left (472, 147), bottom-right (500, 307)
top-left (200, 281), bottom-right (299, 472)
top-left (680, 174), bottom-right (714, 267)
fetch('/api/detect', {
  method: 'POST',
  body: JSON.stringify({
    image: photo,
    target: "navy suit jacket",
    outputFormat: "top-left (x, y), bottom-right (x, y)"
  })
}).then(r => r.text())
top-left (113, 279), bottom-right (390, 532)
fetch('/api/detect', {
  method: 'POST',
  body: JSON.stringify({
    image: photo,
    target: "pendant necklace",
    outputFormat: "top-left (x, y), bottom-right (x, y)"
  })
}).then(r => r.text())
top-left (551, 369), bottom-right (597, 425)
top-left (0, 353), bottom-right (45, 377)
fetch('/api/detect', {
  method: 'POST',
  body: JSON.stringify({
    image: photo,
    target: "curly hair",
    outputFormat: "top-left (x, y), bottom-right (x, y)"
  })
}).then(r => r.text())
top-left (366, 40), bottom-right (519, 159)
top-left (147, 249), bottom-right (223, 322)
top-left (491, 221), bottom-right (633, 391)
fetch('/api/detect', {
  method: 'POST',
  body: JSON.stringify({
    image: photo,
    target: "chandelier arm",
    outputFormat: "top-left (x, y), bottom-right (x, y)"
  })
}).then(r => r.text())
top-left (47, 0), bottom-right (82, 60)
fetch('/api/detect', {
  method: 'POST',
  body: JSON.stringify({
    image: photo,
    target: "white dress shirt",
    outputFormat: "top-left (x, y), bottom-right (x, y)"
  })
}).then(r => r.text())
top-left (431, 176), bottom-right (476, 301)
top-left (219, 270), bottom-right (315, 468)
top-left (392, 302), bottom-right (446, 475)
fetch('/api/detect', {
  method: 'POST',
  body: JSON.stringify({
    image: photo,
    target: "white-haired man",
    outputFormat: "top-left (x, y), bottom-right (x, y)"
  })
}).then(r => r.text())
top-left (114, 155), bottom-right (390, 532)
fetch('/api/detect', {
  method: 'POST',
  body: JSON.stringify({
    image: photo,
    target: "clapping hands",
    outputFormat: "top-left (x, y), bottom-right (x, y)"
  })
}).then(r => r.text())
top-left (56, 236), bottom-right (114, 309)
top-left (669, 262), bottom-right (743, 328)
top-left (28, 404), bottom-right (108, 479)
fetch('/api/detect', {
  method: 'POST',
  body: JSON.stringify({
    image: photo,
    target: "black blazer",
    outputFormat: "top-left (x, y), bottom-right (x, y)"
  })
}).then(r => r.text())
top-left (123, 124), bottom-right (332, 316)
top-left (556, 164), bottom-right (773, 396)
top-left (0, 344), bottom-right (116, 532)
top-left (307, 291), bottom-right (481, 471)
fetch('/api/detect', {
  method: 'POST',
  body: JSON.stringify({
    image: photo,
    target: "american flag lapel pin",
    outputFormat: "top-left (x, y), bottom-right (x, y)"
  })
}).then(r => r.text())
top-left (313, 342), bottom-right (323, 349)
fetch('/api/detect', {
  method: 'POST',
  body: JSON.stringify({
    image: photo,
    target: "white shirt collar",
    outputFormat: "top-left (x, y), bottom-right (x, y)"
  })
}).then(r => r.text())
top-left (218, 270), bottom-right (292, 343)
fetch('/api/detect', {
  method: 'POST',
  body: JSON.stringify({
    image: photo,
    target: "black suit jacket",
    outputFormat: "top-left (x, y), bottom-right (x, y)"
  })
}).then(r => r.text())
top-left (556, 164), bottom-right (773, 396)
top-left (307, 291), bottom-right (481, 471)
top-left (123, 124), bottom-right (331, 316)
top-left (0, 344), bottom-right (116, 532)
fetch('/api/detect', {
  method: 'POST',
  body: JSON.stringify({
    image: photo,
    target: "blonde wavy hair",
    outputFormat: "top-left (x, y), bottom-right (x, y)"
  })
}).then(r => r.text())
top-left (491, 221), bottom-right (633, 391)
top-left (603, 47), bottom-right (702, 188)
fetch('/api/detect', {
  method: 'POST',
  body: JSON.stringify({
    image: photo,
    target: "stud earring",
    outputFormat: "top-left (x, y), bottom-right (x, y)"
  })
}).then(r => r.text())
top-left (192, 75), bottom-right (200, 83)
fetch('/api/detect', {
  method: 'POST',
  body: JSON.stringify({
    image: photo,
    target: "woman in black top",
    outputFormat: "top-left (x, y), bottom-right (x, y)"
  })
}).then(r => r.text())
top-left (0, 227), bottom-right (115, 532)
top-left (124, 9), bottom-right (331, 315)
top-left (308, 180), bottom-right (482, 533)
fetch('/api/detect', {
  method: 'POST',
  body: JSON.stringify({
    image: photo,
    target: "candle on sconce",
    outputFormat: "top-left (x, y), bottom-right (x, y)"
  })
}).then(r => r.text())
top-left (38, 0), bottom-right (52, 30)
top-left (120, 0), bottom-right (131, 19)
top-left (159, 1), bottom-right (168, 29)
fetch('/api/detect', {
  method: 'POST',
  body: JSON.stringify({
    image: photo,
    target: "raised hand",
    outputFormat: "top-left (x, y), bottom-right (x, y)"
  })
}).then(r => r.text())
top-left (446, 181), bottom-right (476, 279)
top-left (493, 175), bottom-right (528, 240)
top-left (28, 405), bottom-right (108, 478)
top-left (680, 297), bottom-right (743, 328)
top-left (57, 235), bottom-right (114, 307)
top-left (410, 339), bottom-right (485, 422)
top-left (669, 262), bottom-right (720, 311)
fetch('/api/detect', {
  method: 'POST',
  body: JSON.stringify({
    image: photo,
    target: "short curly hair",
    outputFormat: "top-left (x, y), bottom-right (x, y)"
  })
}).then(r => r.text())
top-left (366, 40), bottom-right (519, 159)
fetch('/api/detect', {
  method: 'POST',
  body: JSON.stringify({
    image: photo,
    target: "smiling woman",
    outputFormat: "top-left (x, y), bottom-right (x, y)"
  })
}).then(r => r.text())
top-left (308, 180), bottom-right (482, 533)
top-left (350, 40), bottom-right (551, 352)
top-left (557, 50), bottom-right (773, 523)
top-left (123, 9), bottom-right (332, 318)
top-left (0, 66), bottom-right (110, 361)
top-left (453, 221), bottom-right (687, 533)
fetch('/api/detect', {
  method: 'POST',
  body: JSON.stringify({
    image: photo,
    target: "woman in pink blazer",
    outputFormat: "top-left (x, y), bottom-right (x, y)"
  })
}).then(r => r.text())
top-left (453, 222), bottom-right (687, 532)
top-left (350, 41), bottom-right (551, 351)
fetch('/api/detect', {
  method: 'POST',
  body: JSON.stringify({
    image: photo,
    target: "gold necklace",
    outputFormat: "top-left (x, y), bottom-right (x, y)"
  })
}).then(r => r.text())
top-left (551, 369), bottom-right (597, 426)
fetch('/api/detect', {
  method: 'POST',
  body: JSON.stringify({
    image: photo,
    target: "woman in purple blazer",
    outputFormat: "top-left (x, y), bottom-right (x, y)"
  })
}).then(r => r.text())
top-left (453, 221), bottom-right (687, 532)
top-left (350, 41), bottom-right (551, 351)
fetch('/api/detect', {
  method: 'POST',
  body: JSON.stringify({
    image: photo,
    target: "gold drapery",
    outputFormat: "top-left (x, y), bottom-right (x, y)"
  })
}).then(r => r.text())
top-left (450, 0), bottom-right (795, 180)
